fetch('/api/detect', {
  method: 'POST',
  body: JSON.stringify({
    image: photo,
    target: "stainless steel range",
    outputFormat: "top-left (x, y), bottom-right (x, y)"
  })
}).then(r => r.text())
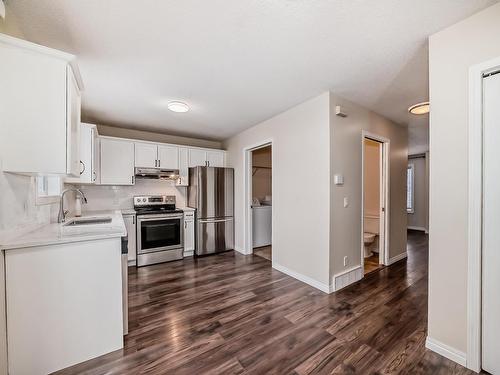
top-left (134, 195), bottom-right (184, 266)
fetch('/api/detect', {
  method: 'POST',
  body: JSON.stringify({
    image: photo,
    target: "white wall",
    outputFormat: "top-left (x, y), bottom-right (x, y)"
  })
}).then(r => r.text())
top-left (330, 94), bottom-right (408, 276)
top-left (224, 93), bottom-right (332, 287)
top-left (407, 155), bottom-right (428, 231)
top-left (428, 2), bottom-right (500, 356)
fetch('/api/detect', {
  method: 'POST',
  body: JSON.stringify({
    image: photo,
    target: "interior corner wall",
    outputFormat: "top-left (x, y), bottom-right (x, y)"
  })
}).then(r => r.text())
top-left (428, 2), bottom-right (500, 356)
top-left (223, 93), bottom-right (331, 288)
top-left (329, 94), bottom-right (408, 277)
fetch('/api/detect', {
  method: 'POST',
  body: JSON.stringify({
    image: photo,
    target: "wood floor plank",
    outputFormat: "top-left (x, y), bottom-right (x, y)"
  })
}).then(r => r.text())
top-left (54, 231), bottom-right (478, 375)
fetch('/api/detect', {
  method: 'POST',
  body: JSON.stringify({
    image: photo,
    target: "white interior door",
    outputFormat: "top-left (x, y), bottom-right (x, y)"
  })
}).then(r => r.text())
top-left (483, 72), bottom-right (500, 375)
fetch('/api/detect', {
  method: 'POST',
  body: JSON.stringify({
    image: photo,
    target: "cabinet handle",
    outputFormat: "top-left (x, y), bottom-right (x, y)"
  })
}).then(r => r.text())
top-left (93, 171), bottom-right (97, 182)
top-left (80, 161), bottom-right (85, 175)
top-left (132, 176), bottom-right (135, 184)
top-left (158, 159), bottom-right (161, 168)
top-left (132, 216), bottom-right (135, 224)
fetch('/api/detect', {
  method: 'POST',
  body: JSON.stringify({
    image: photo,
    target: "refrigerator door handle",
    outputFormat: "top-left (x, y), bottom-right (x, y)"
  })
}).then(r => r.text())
top-left (198, 218), bottom-right (233, 224)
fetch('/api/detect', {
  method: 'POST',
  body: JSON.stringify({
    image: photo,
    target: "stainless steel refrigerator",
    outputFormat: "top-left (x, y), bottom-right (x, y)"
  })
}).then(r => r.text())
top-left (187, 166), bottom-right (234, 255)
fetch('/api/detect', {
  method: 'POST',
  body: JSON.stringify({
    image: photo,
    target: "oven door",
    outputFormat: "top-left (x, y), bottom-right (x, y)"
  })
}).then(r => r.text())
top-left (137, 214), bottom-right (183, 254)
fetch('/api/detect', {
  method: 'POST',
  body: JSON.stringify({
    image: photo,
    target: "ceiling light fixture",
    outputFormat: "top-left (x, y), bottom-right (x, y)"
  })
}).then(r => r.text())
top-left (167, 101), bottom-right (190, 113)
top-left (408, 101), bottom-right (430, 115)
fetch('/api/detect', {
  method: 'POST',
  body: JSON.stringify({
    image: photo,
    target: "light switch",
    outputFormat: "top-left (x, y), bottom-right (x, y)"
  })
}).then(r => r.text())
top-left (334, 174), bottom-right (344, 185)
top-left (343, 197), bottom-right (349, 208)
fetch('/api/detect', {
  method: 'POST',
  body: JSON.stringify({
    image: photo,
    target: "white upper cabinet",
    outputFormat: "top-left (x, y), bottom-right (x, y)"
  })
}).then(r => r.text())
top-left (188, 149), bottom-right (208, 167)
top-left (135, 143), bottom-right (179, 169)
top-left (158, 145), bottom-right (179, 169)
top-left (100, 138), bottom-right (135, 185)
top-left (189, 148), bottom-right (225, 167)
top-left (206, 150), bottom-right (225, 167)
top-left (66, 123), bottom-right (98, 184)
top-left (0, 34), bottom-right (83, 176)
top-left (135, 143), bottom-right (157, 168)
top-left (177, 148), bottom-right (189, 186)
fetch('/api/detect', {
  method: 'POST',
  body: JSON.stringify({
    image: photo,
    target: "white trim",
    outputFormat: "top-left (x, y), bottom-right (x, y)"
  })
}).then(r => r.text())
top-left (407, 163), bottom-right (415, 213)
top-left (333, 266), bottom-right (363, 292)
top-left (243, 140), bottom-right (274, 257)
top-left (467, 56), bottom-right (500, 373)
top-left (272, 262), bottom-right (332, 294)
top-left (387, 252), bottom-right (407, 265)
top-left (233, 246), bottom-right (250, 255)
top-left (407, 226), bottom-right (427, 232)
top-left (183, 250), bottom-right (194, 257)
top-left (361, 131), bottom-right (391, 272)
top-left (426, 337), bottom-right (467, 367)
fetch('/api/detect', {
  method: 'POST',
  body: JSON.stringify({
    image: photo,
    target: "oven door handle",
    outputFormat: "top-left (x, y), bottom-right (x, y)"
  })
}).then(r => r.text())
top-left (137, 215), bottom-right (184, 221)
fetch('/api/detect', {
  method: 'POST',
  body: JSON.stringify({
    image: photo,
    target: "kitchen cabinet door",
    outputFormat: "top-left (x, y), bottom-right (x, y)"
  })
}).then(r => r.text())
top-left (188, 148), bottom-right (207, 167)
top-left (123, 214), bottom-right (137, 264)
top-left (184, 216), bottom-right (195, 255)
top-left (100, 138), bottom-right (135, 185)
top-left (135, 143), bottom-right (157, 168)
top-left (206, 150), bottom-right (225, 167)
top-left (177, 147), bottom-right (189, 186)
top-left (158, 145), bottom-right (179, 169)
top-left (66, 66), bottom-right (81, 177)
top-left (65, 123), bottom-right (93, 184)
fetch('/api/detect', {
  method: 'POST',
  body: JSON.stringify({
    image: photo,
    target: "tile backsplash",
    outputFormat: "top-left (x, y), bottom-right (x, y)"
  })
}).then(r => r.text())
top-left (74, 179), bottom-right (188, 212)
top-left (0, 170), bottom-right (57, 240)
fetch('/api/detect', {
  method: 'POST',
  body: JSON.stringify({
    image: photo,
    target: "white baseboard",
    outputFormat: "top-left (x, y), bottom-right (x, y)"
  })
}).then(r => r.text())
top-left (183, 250), bottom-right (194, 257)
top-left (234, 246), bottom-right (251, 255)
top-left (333, 266), bottom-right (363, 292)
top-left (408, 226), bottom-right (427, 232)
top-left (272, 262), bottom-right (332, 294)
top-left (387, 252), bottom-right (408, 265)
top-left (425, 336), bottom-right (467, 367)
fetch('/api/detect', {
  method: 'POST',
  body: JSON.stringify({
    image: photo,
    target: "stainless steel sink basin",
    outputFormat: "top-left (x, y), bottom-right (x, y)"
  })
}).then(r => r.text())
top-left (63, 217), bottom-right (113, 227)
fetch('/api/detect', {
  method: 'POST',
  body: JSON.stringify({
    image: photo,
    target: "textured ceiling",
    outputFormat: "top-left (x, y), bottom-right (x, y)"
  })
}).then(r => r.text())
top-left (7, 0), bottom-right (498, 140)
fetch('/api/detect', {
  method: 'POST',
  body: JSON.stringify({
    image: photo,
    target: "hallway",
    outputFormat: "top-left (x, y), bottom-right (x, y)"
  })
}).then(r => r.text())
top-left (55, 231), bottom-right (473, 374)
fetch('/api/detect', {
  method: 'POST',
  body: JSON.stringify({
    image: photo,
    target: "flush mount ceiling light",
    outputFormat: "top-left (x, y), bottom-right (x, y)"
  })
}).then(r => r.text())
top-left (408, 101), bottom-right (430, 115)
top-left (167, 101), bottom-right (190, 113)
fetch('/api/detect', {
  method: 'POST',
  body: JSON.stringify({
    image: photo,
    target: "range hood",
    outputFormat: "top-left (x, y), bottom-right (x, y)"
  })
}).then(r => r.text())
top-left (134, 167), bottom-right (179, 180)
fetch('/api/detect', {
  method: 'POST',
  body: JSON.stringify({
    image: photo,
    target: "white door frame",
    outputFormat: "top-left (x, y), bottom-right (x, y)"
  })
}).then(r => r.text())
top-left (467, 56), bottom-right (500, 373)
top-left (361, 131), bottom-right (391, 271)
top-left (243, 140), bottom-right (273, 256)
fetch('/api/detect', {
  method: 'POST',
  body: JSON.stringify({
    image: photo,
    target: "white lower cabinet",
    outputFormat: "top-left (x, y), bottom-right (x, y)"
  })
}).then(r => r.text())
top-left (100, 138), bottom-right (135, 185)
top-left (5, 239), bottom-right (123, 375)
top-left (122, 214), bottom-right (137, 265)
top-left (184, 211), bottom-right (195, 256)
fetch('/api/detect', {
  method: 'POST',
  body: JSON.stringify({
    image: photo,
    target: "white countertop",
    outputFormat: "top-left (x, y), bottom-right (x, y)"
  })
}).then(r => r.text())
top-left (1, 210), bottom-right (127, 251)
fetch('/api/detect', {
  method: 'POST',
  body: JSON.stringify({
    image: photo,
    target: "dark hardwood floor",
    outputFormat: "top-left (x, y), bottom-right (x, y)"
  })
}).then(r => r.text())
top-left (54, 231), bottom-right (474, 374)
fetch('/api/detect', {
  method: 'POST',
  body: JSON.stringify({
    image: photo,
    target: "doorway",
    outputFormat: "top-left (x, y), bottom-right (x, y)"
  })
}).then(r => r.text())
top-left (361, 133), bottom-right (389, 275)
top-left (244, 142), bottom-right (273, 261)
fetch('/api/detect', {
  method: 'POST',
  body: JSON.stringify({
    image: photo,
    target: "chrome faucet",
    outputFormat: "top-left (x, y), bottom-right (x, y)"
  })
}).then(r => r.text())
top-left (58, 188), bottom-right (88, 223)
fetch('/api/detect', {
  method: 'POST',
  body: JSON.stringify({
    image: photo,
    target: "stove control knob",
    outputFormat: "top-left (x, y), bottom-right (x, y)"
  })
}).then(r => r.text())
top-left (143, 198), bottom-right (147, 202)
top-left (136, 198), bottom-right (140, 203)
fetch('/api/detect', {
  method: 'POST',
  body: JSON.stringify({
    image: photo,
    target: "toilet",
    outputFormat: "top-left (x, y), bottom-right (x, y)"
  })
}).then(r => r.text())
top-left (364, 216), bottom-right (379, 258)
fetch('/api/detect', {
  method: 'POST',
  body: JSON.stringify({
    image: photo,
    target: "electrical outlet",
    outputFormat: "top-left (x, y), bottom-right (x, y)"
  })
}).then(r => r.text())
top-left (343, 197), bottom-right (349, 208)
top-left (343, 256), bottom-right (348, 267)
